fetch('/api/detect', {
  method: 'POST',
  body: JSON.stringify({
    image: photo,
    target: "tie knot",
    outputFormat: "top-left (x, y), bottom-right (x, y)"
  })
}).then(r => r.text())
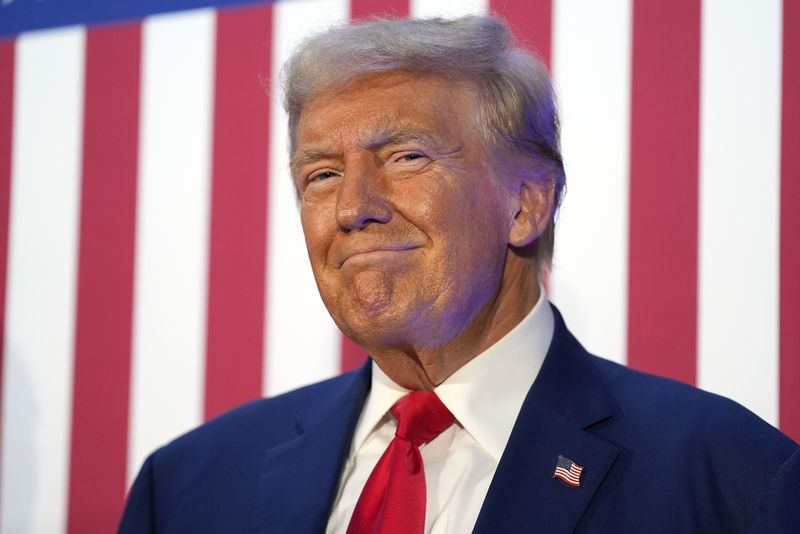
top-left (390, 390), bottom-right (454, 447)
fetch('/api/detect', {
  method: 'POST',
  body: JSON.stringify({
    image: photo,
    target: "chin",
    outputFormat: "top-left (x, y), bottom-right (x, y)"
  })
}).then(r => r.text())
top-left (332, 301), bottom-right (414, 348)
top-left (339, 304), bottom-right (474, 354)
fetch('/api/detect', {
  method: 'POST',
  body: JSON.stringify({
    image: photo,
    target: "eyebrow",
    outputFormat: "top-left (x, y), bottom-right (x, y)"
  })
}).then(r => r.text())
top-left (290, 147), bottom-right (341, 177)
top-left (364, 125), bottom-right (441, 150)
top-left (290, 124), bottom-right (442, 177)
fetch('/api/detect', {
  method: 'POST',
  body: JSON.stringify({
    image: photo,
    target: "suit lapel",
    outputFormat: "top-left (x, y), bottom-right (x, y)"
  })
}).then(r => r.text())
top-left (474, 307), bottom-right (620, 534)
top-left (250, 363), bottom-right (371, 534)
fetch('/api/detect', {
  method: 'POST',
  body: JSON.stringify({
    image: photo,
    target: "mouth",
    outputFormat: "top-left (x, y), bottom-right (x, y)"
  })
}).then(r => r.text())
top-left (337, 245), bottom-right (421, 268)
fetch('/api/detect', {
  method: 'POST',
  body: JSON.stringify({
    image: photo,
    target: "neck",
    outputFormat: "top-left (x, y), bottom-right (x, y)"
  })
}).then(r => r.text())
top-left (367, 255), bottom-right (540, 390)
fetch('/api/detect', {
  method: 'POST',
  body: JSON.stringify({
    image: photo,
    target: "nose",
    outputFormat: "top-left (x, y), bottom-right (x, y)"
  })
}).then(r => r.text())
top-left (335, 157), bottom-right (392, 230)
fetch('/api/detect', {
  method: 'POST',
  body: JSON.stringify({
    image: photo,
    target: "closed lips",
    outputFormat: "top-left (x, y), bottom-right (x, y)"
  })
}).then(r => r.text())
top-left (336, 245), bottom-right (421, 267)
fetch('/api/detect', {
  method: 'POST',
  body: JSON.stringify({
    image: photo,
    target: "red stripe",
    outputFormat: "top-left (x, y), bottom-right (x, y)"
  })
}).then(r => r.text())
top-left (67, 23), bottom-right (140, 534)
top-left (350, 0), bottom-right (409, 19)
top-left (627, 0), bottom-right (700, 385)
top-left (205, 4), bottom-right (272, 418)
top-left (341, 335), bottom-right (368, 373)
top-left (780, 0), bottom-right (800, 443)
top-left (490, 0), bottom-right (552, 68)
top-left (554, 471), bottom-right (579, 485)
top-left (0, 38), bottom-right (15, 512)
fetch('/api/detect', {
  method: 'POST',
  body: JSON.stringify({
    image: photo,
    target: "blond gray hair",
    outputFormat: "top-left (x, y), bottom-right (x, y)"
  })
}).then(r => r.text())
top-left (282, 15), bottom-right (565, 268)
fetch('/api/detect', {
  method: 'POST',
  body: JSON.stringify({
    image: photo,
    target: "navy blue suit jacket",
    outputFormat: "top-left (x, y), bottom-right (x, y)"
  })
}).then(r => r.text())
top-left (119, 307), bottom-right (800, 533)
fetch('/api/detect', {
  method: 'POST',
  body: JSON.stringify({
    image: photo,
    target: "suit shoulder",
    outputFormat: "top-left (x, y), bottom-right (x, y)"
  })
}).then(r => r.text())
top-left (155, 368), bottom-right (364, 464)
top-left (124, 368), bottom-right (368, 531)
top-left (588, 354), bottom-right (797, 457)
top-left (575, 353), bottom-right (798, 532)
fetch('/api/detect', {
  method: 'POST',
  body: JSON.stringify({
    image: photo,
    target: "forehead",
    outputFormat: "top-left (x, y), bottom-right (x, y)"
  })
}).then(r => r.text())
top-left (294, 70), bottom-right (480, 150)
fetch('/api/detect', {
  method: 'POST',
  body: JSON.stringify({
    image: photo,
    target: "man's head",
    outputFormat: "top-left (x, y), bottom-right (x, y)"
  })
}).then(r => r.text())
top-left (284, 16), bottom-right (564, 268)
top-left (284, 16), bottom-right (565, 386)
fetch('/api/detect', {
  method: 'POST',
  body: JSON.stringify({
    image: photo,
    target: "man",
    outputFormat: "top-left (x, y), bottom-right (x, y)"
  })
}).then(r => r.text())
top-left (119, 15), bottom-right (799, 534)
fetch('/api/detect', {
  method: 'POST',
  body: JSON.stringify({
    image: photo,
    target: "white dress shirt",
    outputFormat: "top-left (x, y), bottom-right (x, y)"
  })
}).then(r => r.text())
top-left (326, 294), bottom-right (555, 534)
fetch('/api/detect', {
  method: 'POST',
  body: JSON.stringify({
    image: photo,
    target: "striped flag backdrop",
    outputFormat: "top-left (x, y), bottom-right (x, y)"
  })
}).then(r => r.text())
top-left (0, 0), bottom-right (797, 531)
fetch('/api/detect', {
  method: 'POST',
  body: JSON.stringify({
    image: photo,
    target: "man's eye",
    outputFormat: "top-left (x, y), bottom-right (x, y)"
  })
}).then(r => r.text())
top-left (396, 152), bottom-right (426, 163)
top-left (309, 170), bottom-right (339, 183)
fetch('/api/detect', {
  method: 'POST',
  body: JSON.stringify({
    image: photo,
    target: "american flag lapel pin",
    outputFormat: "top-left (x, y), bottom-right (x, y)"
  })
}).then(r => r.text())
top-left (553, 455), bottom-right (584, 487)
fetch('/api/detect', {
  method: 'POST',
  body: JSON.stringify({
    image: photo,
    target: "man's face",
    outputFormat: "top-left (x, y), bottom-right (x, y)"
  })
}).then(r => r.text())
top-left (292, 70), bottom-right (518, 351)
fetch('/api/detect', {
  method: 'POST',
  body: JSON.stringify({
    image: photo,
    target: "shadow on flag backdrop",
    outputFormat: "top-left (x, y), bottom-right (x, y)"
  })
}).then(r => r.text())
top-left (0, 0), bottom-right (797, 532)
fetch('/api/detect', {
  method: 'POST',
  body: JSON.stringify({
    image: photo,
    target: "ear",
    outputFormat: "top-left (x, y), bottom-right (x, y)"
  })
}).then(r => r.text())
top-left (508, 179), bottom-right (555, 248)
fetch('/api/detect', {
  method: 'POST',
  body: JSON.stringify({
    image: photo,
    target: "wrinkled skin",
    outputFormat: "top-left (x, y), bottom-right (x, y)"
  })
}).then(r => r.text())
top-left (292, 70), bottom-right (553, 389)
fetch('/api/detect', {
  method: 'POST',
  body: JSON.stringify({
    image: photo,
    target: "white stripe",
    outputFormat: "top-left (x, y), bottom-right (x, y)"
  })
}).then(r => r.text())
top-left (266, 0), bottom-right (348, 396)
top-left (410, 0), bottom-right (488, 18)
top-left (0, 27), bottom-right (84, 534)
top-left (128, 10), bottom-right (215, 483)
top-left (549, 0), bottom-right (632, 364)
top-left (697, 0), bottom-right (782, 424)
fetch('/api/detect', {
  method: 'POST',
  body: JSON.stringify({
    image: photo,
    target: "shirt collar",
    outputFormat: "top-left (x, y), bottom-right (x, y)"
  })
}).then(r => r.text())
top-left (351, 360), bottom-right (409, 451)
top-left (351, 290), bottom-right (555, 460)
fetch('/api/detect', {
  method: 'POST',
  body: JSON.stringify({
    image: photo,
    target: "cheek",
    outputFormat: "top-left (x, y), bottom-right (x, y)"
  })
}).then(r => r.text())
top-left (300, 204), bottom-right (335, 265)
top-left (415, 205), bottom-right (507, 292)
top-left (432, 194), bottom-right (511, 292)
top-left (435, 194), bottom-right (509, 252)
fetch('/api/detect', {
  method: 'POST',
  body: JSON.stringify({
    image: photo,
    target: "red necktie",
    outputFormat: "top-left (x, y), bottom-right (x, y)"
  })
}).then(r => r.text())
top-left (346, 390), bottom-right (455, 534)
